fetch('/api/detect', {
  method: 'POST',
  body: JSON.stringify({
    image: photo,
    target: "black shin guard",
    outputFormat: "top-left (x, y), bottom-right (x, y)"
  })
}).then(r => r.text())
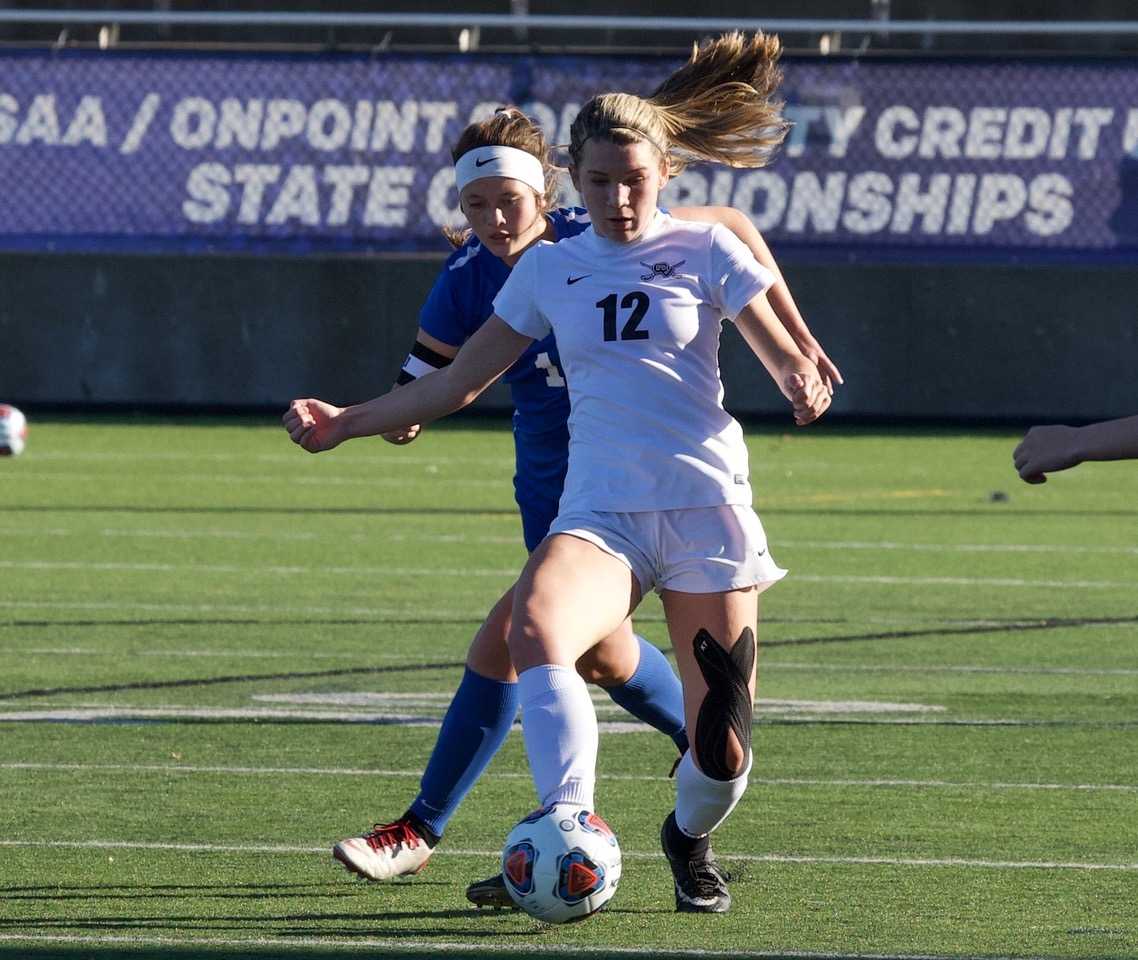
top-left (692, 627), bottom-right (755, 781)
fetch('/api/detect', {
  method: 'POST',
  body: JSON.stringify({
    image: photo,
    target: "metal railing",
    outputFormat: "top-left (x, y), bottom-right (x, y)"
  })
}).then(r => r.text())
top-left (0, 10), bottom-right (1136, 36)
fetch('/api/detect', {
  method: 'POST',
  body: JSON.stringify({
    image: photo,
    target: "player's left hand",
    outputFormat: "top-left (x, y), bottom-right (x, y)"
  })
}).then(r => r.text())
top-left (382, 424), bottom-right (422, 445)
top-left (283, 398), bottom-right (345, 453)
top-left (783, 368), bottom-right (830, 425)
top-left (796, 338), bottom-right (844, 395)
top-left (1013, 424), bottom-right (1082, 483)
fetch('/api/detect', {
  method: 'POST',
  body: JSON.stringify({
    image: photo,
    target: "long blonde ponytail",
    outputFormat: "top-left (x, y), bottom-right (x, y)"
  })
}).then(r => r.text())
top-left (569, 32), bottom-right (789, 174)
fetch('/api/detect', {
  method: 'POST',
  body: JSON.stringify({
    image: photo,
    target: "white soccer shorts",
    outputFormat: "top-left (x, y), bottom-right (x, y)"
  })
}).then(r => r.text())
top-left (548, 504), bottom-right (787, 595)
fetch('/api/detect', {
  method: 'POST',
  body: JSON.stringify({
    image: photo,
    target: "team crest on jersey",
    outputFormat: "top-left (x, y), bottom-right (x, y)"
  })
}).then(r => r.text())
top-left (640, 259), bottom-right (686, 281)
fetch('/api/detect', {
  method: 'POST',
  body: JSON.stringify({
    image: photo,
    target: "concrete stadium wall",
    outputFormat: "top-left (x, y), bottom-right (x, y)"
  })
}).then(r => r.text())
top-left (2, 251), bottom-right (1135, 422)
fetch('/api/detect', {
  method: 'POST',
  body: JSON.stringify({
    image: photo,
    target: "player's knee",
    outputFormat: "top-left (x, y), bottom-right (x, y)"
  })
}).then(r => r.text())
top-left (574, 647), bottom-right (611, 685)
top-left (691, 627), bottom-right (755, 781)
top-left (575, 639), bottom-right (634, 686)
top-left (505, 595), bottom-right (557, 673)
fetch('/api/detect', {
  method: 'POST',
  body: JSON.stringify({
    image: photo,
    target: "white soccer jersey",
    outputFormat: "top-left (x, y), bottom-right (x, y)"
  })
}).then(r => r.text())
top-left (493, 211), bottom-right (776, 514)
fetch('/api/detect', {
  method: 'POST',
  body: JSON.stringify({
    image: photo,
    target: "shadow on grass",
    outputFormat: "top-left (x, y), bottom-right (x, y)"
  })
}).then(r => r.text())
top-left (0, 946), bottom-right (1061, 960)
top-left (0, 504), bottom-right (520, 518)
top-left (0, 661), bottom-right (466, 701)
top-left (0, 946), bottom-right (878, 960)
top-left (0, 881), bottom-right (369, 902)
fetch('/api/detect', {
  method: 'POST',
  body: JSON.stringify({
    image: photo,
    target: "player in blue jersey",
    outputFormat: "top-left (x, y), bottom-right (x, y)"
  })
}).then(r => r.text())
top-left (313, 104), bottom-right (841, 901)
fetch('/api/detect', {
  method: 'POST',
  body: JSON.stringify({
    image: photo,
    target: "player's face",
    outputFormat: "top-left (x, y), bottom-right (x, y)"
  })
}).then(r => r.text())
top-left (571, 138), bottom-right (668, 243)
top-left (460, 176), bottom-right (547, 265)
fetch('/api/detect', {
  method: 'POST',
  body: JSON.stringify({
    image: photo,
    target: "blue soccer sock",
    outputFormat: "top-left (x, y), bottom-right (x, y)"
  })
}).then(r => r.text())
top-left (407, 667), bottom-right (519, 839)
top-left (603, 635), bottom-right (689, 754)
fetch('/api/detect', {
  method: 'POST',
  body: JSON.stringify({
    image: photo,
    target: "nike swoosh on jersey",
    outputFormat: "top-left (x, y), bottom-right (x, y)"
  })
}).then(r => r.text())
top-left (567, 275), bottom-right (591, 285)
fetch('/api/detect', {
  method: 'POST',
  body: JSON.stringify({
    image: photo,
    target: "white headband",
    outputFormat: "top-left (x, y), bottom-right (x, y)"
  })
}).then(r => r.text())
top-left (454, 145), bottom-right (546, 196)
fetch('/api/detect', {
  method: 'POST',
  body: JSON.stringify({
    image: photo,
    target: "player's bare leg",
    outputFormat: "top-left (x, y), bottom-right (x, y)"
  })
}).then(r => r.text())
top-left (507, 533), bottom-right (640, 811)
top-left (658, 587), bottom-right (759, 913)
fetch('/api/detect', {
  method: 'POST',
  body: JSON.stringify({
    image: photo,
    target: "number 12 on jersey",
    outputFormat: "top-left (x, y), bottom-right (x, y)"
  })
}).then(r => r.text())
top-left (597, 292), bottom-right (650, 342)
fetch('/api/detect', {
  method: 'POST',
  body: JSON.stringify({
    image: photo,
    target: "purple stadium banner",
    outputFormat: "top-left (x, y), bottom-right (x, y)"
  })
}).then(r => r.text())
top-left (2, 49), bottom-right (1138, 258)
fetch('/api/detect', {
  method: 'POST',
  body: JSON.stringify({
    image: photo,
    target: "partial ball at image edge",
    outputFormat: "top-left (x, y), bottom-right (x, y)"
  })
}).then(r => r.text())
top-left (0, 405), bottom-right (28, 457)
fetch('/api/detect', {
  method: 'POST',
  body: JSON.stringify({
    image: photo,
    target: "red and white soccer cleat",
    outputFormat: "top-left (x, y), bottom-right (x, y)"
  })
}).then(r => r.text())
top-left (332, 818), bottom-right (434, 881)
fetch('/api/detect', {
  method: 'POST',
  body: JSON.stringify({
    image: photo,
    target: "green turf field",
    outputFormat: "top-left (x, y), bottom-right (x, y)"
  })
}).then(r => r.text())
top-left (0, 415), bottom-right (1135, 960)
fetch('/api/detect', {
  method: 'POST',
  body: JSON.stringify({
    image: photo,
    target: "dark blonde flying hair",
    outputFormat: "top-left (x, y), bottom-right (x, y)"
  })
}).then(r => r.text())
top-left (444, 107), bottom-right (561, 248)
top-left (568, 31), bottom-right (789, 175)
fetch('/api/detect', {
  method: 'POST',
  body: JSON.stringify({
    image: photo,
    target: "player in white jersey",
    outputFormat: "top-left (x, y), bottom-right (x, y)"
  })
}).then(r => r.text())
top-left (285, 32), bottom-right (830, 914)
top-left (324, 109), bottom-right (840, 902)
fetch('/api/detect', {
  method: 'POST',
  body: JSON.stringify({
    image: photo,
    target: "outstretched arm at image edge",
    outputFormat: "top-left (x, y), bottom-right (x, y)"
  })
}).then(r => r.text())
top-left (733, 293), bottom-right (831, 426)
top-left (284, 317), bottom-right (532, 453)
top-left (1013, 415), bottom-right (1138, 483)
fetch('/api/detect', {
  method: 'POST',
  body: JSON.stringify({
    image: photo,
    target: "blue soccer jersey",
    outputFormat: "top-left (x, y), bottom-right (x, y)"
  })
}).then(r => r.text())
top-left (417, 209), bottom-right (591, 549)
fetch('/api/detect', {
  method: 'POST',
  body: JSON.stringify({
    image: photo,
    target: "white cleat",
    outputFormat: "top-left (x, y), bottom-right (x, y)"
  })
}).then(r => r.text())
top-left (332, 818), bottom-right (434, 881)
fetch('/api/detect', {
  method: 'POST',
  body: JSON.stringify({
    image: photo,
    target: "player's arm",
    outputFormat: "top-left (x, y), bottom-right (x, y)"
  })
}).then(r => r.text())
top-left (1013, 415), bottom-right (1138, 484)
top-left (382, 330), bottom-right (460, 445)
top-left (671, 205), bottom-right (842, 391)
top-left (285, 317), bottom-right (532, 454)
top-left (733, 292), bottom-right (830, 427)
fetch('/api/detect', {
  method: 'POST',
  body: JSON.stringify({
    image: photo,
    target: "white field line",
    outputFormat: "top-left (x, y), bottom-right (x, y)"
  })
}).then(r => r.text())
top-left (249, 692), bottom-right (945, 715)
top-left (0, 707), bottom-right (1109, 728)
top-left (2, 646), bottom-right (1134, 677)
top-left (0, 603), bottom-right (1045, 629)
top-left (7, 524), bottom-right (1138, 556)
top-left (0, 599), bottom-right (480, 617)
top-left (766, 662), bottom-right (1138, 677)
top-left (0, 702), bottom-right (943, 724)
top-left (784, 539), bottom-right (1138, 557)
top-left (0, 706), bottom-right (673, 730)
top-left (1, 646), bottom-right (1132, 678)
top-left (793, 573), bottom-right (1135, 589)
top-left (0, 526), bottom-right (523, 545)
top-left (3, 761), bottom-right (1136, 795)
top-left (1, 558), bottom-right (1134, 590)
top-left (27, 451), bottom-right (516, 467)
top-left (2, 525), bottom-right (1137, 556)
top-left (0, 471), bottom-right (511, 488)
top-left (0, 559), bottom-right (519, 577)
top-left (1, 838), bottom-right (1135, 872)
top-left (0, 932), bottom-right (1044, 960)
top-left (0, 648), bottom-right (415, 660)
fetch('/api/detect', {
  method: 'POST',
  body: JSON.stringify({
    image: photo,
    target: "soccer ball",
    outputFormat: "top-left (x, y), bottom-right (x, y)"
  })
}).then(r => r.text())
top-left (0, 405), bottom-right (27, 457)
top-left (501, 804), bottom-right (621, 923)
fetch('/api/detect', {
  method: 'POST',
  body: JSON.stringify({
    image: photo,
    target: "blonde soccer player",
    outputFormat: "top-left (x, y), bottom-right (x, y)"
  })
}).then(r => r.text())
top-left (325, 105), bottom-right (841, 908)
top-left (286, 32), bottom-right (831, 913)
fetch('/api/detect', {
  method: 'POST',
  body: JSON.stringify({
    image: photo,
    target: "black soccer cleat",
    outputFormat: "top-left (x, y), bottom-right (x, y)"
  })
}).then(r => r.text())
top-left (660, 810), bottom-right (732, 913)
top-left (465, 872), bottom-right (518, 910)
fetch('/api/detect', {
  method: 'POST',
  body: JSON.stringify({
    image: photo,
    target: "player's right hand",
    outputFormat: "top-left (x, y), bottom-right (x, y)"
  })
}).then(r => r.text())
top-left (283, 398), bottom-right (345, 453)
top-left (783, 368), bottom-right (831, 425)
top-left (382, 424), bottom-right (422, 445)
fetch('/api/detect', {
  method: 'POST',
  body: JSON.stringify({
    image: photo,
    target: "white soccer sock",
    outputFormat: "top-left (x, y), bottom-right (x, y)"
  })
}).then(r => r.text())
top-left (517, 664), bottom-right (598, 809)
top-left (674, 749), bottom-right (753, 837)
